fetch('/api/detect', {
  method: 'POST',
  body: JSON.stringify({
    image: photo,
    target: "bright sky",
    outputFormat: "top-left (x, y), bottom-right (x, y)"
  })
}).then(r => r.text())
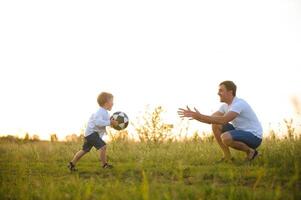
top-left (0, 0), bottom-right (300, 140)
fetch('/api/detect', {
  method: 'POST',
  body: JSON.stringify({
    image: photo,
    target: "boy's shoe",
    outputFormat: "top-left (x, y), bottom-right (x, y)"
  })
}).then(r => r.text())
top-left (103, 163), bottom-right (113, 169)
top-left (68, 162), bottom-right (77, 172)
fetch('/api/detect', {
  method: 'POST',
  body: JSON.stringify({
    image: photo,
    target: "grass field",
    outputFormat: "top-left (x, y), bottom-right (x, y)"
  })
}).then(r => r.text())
top-left (0, 137), bottom-right (300, 200)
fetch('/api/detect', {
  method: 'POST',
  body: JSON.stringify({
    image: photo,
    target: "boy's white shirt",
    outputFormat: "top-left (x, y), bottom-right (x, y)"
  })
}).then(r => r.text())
top-left (85, 107), bottom-right (110, 138)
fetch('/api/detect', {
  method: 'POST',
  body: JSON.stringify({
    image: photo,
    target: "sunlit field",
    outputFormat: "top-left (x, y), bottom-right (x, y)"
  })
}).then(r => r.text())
top-left (1, 0), bottom-right (300, 199)
top-left (0, 136), bottom-right (300, 200)
top-left (0, 108), bottom-right (300, 200)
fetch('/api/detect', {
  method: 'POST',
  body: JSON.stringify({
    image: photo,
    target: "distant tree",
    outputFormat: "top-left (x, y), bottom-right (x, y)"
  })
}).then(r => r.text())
top-left (65, 133), bottom-right (81, 142)
top-left (79, 133), bottom-right (84, 141)
top-left (0, 135), bottom-right (21, 143)
top-left (50, 134), bottom-right (58, 142)
top-left (24, 132), bottom-right (30, 141)
top-left (32, 134), bottom-right (40, 141)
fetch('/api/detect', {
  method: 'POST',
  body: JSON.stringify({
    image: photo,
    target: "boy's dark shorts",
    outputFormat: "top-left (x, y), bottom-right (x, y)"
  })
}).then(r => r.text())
top-left (222, 123), bottom-right (262, 149)
top-left (82, 132), bottom-right (106, 152)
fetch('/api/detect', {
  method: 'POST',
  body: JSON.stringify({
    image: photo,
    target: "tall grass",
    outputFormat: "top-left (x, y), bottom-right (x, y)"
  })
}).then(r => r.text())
top-left (1, 106), bottom-right (300, 199)
top-left (0, 136), bottom-right (300, 200)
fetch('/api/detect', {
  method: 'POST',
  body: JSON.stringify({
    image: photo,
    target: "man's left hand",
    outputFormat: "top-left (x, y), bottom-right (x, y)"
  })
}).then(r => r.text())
top-left (177, 106), bottom-right (201, 120)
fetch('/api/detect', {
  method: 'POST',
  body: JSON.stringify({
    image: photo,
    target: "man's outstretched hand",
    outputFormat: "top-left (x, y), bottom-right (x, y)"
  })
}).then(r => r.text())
top-left (177, 106), bottom-right (201, 120)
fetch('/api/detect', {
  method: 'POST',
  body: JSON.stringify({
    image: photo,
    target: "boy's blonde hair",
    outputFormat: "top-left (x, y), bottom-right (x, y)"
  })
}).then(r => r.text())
top-left (97, 92), bottom-right (113, 107)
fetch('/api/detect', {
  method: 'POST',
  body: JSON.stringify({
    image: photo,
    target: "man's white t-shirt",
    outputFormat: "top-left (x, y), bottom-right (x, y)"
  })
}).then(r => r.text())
top-left (218, 97), bottom-right (263, 139)
top-left (85, 107), bottom-right (110, 138)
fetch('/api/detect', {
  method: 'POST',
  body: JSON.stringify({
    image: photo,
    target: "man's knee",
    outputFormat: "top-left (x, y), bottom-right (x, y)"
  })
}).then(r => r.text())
top-left (212, 124), bottom-right (222, 134)
top-left (221, 132), bottom-right (233, 145)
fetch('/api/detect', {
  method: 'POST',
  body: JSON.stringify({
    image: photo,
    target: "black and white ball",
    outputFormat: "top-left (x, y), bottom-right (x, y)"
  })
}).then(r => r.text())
top-left (110, 111), bottom-right (129, 130)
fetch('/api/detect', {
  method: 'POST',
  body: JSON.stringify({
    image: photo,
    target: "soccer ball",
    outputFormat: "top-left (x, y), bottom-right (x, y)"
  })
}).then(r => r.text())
top-left (110, 111), bottom-right (129, 130)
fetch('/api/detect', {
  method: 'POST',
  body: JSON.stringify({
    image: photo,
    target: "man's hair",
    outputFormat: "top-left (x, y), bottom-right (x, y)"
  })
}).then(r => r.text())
top-left (219, 80), bottom-right (237, 96)
top-left (97, 92), bottom-right (113, 107)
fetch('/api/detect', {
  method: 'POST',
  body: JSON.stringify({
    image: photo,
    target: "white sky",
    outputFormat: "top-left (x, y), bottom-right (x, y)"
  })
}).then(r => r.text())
top-left (0, 0), bottom-right (300, 140)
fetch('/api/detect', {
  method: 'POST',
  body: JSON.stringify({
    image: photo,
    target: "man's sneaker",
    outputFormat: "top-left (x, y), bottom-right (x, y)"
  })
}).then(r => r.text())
top-left (102, 163), bottom-right (113, 169)
top-left (249, 150), bottom-right (259, 161)
top-left (68, 162), bottom-right (77, 172)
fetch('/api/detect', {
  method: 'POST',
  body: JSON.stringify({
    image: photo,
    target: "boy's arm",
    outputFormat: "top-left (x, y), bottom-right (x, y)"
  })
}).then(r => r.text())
top-left (95, 116), bottom-right (118, 127)
top-left (95, 116), bottom-right (111, 127)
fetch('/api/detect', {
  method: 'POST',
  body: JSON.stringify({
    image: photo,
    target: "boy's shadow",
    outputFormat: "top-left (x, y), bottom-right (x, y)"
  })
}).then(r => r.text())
top-left (76, 170), bottom-right (114, 179)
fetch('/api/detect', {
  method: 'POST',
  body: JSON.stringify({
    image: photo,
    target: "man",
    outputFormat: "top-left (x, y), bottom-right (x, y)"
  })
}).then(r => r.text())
top-left (178, 80), bottom-right (262, 161)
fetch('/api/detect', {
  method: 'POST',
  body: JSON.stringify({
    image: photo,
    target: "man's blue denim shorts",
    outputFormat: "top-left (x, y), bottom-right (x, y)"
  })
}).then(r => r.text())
top-left (222, 123), bottom-right (262, 149)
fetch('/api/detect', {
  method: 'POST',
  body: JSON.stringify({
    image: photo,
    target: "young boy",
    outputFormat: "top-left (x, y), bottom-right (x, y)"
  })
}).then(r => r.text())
top-left (68, 92), bottom-right (118, 171)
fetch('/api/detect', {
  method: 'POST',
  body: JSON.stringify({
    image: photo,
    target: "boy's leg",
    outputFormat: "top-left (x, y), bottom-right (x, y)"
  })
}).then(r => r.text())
top-left (71, 150), bottom-right (87, 165)
top-left (68, 136), bottom-right (92, 171)
top-left (98, 145), bottom-right (113, 168)
top-left (99, 145), bottom-right (107, 166)
top-left (93, 135), bottom-right (112, 168)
